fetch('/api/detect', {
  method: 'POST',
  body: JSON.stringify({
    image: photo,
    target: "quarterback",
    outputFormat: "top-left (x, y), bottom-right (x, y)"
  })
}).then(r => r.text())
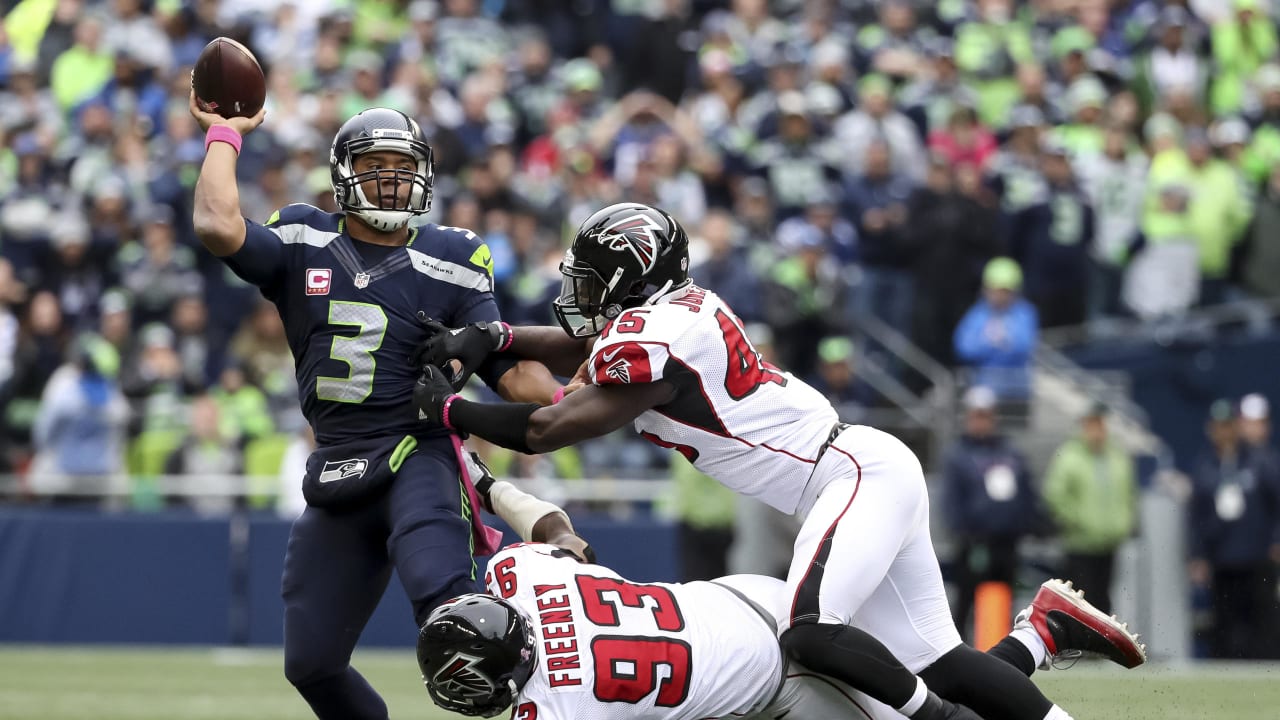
top-left (189, 94), bottom-right (560, 720)
top-left (418, 475), bottom-right (1145, 720)
top-left (412, 203), bottom-right (1146, 720)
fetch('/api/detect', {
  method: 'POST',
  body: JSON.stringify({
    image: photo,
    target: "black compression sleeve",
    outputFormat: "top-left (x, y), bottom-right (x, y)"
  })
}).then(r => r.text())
top-left (448, 398), bottom-right (539, 454)
top-left (918, 644), bottom-right (1053, 719)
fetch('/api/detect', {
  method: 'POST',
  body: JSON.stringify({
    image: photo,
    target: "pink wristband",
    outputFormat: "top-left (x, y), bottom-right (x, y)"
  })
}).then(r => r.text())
top-left (497, 322), bottom-right (514, 352)
top-left (551, 386), bottom-right (566, 405)
top-left (205, 125), bottom-right (243, 155)
top-left (441, 394), bottom-right (461, 430)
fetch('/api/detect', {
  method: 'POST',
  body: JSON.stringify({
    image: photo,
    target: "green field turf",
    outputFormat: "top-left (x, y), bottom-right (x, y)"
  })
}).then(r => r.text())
top-left (0, 646), bottom-right (1277, 719)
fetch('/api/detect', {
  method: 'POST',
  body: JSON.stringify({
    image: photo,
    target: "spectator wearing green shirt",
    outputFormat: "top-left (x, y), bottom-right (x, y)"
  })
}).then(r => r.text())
top-left (1183, 128), bottom-right (1254, 302)
top-left (954, 0), bottom-right (1034, 127)
top-left (1209, 0), bottom-right (1277, 116)
top-left (1055, 75), bottom-right (1108, 157)
top-left (49, 15), bottom-right (113, 110)
top-left (1244, 64), bottom-right (1280, 185)
top-left (1043, 403), bottom-right (1138, 615)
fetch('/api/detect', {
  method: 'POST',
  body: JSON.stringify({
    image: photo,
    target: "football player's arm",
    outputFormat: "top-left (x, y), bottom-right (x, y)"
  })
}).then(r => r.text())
top-left (504, 326), bottom-right (591, 377)
top-left (449, 293), bottom-right (562, 404)
top-left (188, 89), bottom-right (265, 257)
top-left (492, 359), bottom-right (563, 406)
top-left (523, 381), bottom-right (674, 452)
top-left (417, 365), bottom-right (673, 454)
top-left (481, 478), bottom-right (595, 563)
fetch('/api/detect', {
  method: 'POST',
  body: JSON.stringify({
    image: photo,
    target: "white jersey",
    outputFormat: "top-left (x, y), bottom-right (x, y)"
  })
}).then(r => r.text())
top-left (485, 544), bottom-right (782, 720)
top-left (587, 285), bottom-right (838, 513)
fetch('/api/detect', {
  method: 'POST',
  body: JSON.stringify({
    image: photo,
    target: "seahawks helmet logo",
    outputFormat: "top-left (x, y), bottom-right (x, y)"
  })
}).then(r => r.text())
top-left (602, 214), bottom-right (663, 273)
top-left (432, 652), bottom-right (496, 701)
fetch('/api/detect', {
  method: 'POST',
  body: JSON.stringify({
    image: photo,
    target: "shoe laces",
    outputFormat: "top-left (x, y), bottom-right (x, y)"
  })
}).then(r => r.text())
top-left (1047, 650), bottom-right (1083, 670)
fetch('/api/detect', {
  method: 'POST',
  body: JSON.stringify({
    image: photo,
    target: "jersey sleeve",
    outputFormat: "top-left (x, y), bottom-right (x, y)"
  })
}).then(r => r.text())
top-left (221, 204), bottom-right (330, 295)
top-left (587, 309), bottom-right (682, 387)
top-left (222, 218), bottom-right (286, 291)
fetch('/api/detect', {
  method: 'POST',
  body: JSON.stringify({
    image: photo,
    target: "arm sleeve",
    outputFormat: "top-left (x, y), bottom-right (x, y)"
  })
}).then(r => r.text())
top-left (221, 219), bottom-right (287, 291)
top-left (488, 480), bottom-right (573, 542)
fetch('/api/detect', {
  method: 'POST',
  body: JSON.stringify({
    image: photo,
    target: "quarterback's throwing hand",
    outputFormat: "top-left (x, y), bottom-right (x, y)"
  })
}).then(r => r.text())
top-left (414, 365), bottom-right (458, 427)
top-left (188, 88), bottom-right (265, 135)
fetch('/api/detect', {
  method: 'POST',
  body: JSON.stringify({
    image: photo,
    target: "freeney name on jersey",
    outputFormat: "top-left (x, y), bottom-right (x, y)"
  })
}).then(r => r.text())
top-left (534, 583), bottom-right (583, 688)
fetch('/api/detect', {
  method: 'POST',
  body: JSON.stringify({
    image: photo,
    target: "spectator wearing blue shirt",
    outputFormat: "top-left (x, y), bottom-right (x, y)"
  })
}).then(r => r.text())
top-left (942, 385), bottom-right (1038, 642)
top-left (954, 257), bottom-right (1039, 400)
top-left (29, 333), bottom-right (128, 505)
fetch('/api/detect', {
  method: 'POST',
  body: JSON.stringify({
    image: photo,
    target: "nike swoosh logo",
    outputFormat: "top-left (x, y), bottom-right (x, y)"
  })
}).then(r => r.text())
top-left (601, 346), bottom-right (624, 362)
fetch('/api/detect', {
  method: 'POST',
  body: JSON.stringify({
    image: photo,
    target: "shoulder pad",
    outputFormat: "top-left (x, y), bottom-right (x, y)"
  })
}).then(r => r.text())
top-left (265, 204), bottom-right (341, 232)
top-left (414, 224), bottom-right (495, 282)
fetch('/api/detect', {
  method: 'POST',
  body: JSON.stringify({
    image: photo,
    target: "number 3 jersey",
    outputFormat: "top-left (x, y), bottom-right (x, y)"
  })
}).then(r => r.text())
top-left (587, 285), bottom-right (838, 514)
top-left (220, 203), bottom-right (512, 446)
top-left (486, 544), bottom-right (782, 720)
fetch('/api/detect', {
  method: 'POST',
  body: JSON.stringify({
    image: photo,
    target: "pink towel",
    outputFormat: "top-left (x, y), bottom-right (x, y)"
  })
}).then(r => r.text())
top-left (449, 434), bottom-right (504, 556)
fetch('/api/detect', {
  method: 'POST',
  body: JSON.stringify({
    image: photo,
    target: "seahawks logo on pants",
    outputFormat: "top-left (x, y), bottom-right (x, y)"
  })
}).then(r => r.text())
top-left (318, 458), bottom-right (369, 484)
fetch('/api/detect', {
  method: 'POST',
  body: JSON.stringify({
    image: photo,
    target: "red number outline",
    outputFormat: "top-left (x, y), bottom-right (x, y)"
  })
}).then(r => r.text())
top-left (591, 635), bottom-right (693, 707)
top-left (600, 309), bottom-right (649, 340)
top-left (491, 556), bottom-right (517, 598)
top-left (574, 575), bottom-right (693, 708)
top-left (575, 575), bottom-right (684, 632)
top-left (715, 308), bottom-right (786, 399)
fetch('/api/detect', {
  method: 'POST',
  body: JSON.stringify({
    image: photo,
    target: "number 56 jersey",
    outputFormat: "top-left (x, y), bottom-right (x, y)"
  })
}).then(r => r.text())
top-left (486, 544), bottom-right (782, 720)
top-left (587, 285), bottom-right (838, 514)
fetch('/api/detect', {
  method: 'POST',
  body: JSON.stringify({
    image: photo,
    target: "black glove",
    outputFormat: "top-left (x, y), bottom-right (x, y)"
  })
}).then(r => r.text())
top-left (411, 312), bottom-right (512, 390)
top-left (414, 364), bottom-right (458, 428)
top-left (469, 451), bottom-right (497, 513)
top-left (910, 691), bottom-right (982, 720)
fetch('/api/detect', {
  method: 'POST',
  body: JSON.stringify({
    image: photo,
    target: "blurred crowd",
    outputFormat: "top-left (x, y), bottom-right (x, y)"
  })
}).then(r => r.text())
top-left (2, 0), bottom-right (1280, 486)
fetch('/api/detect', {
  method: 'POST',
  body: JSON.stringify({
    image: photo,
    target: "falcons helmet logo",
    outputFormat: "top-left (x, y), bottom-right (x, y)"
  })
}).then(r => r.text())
top-left (431, 652), bottom-right (496, 700)
top-left (601, 214), bottom-right (664, 273)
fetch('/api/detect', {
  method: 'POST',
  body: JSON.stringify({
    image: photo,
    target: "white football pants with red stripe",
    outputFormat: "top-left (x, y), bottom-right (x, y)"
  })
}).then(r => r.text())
top-left (780, 425), bottom-right (963, 673)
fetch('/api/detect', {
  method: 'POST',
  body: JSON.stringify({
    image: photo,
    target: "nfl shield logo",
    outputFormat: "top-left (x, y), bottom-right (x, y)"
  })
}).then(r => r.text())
top-left (354, 272), bottom-right (371, 289)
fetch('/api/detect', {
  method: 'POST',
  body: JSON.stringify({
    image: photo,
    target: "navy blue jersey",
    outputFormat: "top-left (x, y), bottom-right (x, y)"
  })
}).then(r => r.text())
top-left (221, 204), bottom-right (510, 446)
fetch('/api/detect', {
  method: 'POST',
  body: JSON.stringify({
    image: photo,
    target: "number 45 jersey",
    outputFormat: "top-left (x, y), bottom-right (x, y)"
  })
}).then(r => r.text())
top-left (587, 285), bottom-right (838, 514)
top-left (486, 544), bottom-right (783, 720)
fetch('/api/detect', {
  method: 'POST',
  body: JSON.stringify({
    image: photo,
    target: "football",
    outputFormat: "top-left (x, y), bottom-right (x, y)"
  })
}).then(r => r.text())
top-left (192, 37), bottom-right (266, 119)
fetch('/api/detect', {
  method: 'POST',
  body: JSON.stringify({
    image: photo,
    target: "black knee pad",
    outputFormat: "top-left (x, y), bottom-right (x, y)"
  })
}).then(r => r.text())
top-left (779, 622), bottom-right (918, 709)
top-left (780, 622), bottom-right (845, 669)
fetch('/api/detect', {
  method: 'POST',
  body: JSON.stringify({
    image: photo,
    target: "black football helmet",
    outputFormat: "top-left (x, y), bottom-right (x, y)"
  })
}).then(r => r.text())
top-left (330, 107), bottom-right (434, 232)
top-left (554, 202), bottom-right (691, 337)
top-left (418, 594), bottom-right (537, 718)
